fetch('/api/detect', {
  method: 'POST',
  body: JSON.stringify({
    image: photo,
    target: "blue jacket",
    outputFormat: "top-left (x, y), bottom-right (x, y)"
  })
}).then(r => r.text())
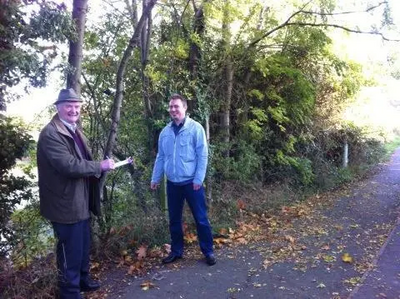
top-left (151, 117), bottom-right (208, 185)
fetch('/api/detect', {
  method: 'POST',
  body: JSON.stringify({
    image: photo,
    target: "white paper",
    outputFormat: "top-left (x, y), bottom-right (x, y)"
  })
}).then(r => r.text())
top-left (114, 157), bottom-right (133, 168)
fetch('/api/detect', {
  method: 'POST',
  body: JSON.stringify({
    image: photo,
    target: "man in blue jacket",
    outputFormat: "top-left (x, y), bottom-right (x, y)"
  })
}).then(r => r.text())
top-left (151, 94), bottom-right (216, 266)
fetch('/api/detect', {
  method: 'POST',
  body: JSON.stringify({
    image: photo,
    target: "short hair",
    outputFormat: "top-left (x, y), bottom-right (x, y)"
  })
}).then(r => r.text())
top-left (169, 93), bottom-right (187, 108)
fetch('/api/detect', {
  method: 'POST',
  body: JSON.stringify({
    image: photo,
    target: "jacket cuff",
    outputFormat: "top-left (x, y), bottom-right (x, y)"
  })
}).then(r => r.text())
top-left (94, 162), bottom-right (102, 178)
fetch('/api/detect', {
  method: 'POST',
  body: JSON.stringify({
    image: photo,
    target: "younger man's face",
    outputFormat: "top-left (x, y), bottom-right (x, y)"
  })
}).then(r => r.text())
top-left (169, 98), bottom-right (187, 123)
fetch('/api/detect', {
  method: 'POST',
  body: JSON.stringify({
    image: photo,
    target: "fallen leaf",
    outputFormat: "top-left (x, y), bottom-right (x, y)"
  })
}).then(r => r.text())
top-left (136, 245), bottom-right (148, 260)
top-left (219, 228), bottom-right (228, 235)
top-left (322, 254), bottom-right (336, 263)
top-left (237, 199), bottom-right (246, 210)
top-left (128, 265), bottom-right (135, 275)
top-left (140, 281), bottom-right (155, 291)
top-left (342, 253), bottom-right (353, 263)
top-left (236, 237), bottom-right (248, 245)
top-left (344, 276), bottom-right (361, 286)
top-left (163, 243), bottom-right (171, 254)
top-left (321, 244), bottom-right (330, 251)
top-left (184, 232), bottom-right (197, 244)
top-left (90, 262), bottom-right (100, 271)
top-left (284, 235), bottom-right (295, 243)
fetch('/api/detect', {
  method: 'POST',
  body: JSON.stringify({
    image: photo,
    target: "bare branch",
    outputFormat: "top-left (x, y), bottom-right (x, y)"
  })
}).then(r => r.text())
top-left (248, 1), bottom-right (397, 48)
top-left (300, 1), bottom-right (388, 16)
top-left (285, 22), bottom-right (399, 42)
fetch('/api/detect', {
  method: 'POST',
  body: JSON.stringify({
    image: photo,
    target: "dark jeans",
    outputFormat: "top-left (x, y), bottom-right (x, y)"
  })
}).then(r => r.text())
top-left (166, 181), bottom-right (214, 257)
top-left (52, 219), bottom-right (90, 299)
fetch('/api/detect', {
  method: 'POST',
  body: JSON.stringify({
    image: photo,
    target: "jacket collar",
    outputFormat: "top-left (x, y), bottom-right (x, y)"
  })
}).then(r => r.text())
top-left (51, 114), bottom-right (90, 160)
top-left (52, 114), bottom-right (72, 137)
top-left (59, 118), bottom-right (77, 132)
top-left (169, 116), bottom-right (190, 130)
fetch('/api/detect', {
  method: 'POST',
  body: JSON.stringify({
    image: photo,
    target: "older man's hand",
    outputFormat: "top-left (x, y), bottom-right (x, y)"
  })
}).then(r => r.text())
top-left (100, 158), bottom-right (115, 171)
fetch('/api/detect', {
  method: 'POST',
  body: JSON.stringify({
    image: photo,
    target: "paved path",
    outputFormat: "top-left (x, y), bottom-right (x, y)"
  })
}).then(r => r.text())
top-left (102, 149), bottom-right (400, 299)
top-left (349, 213), bottom-right (400, 299)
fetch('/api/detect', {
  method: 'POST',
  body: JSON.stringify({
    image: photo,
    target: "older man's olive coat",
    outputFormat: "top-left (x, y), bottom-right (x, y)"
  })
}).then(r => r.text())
top-left (37, 114), bottom-right (102, 224)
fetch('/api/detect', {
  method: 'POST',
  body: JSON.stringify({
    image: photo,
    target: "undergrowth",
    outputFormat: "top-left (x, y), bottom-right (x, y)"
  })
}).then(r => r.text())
top-left (2, 137), bottom-right (399, 299)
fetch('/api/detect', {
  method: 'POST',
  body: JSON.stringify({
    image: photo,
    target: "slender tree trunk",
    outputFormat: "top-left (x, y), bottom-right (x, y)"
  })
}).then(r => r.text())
top-left (188, 3), bottom-right (213, 203)
top-left (221, 58), bottom-right (233, 146)
top-left (67, 0), bottom-right (88, 93)
top-left (237, 69), bottom-right (252, 127)
top-left (138, 0), bottom-right (157, 210)
top-left (99, 0), bottom-right (157, 192)
top-left (219, 0), bottom-right (233, 151)
top-left (205, 115), bottom-right (212, 204)
top-left (188, 2), bottom-right (205, 112)
top-left (140, 0), bottom-right (154, 151)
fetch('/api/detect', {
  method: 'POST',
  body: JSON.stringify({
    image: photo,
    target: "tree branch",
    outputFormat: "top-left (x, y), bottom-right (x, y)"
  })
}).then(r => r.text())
top-left (248, 1), bottom-right (397, 48)
top-left (301, 1), bottom-right (388, 16)
top-left (286, 22), bottom-right (399, 42)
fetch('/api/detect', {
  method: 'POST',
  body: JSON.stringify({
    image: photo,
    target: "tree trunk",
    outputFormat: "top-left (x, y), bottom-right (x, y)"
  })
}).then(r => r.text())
top-left (219, 0), bottom-right (233, 151)
top-left (67, 0), bottom-right (88, 93)
top-left (221, 58), bottom-right (233, 146)
top-left (99, 0), bottom-right (157, 192)
top-left (140, 0), bottom-right (154, 150)
top-left (188, 2), bottom-right (205, 112)
top-left (139, 0), bottom-right (161, 209)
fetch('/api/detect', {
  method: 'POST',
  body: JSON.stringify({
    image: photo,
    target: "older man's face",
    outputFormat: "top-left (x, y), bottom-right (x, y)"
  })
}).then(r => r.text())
top-left (169, 98), bottom-right (187, 124)
top-left (57, 101), bottom-right (81, 124)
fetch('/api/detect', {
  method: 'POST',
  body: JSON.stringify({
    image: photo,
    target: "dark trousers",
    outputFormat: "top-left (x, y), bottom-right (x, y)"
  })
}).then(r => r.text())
top-left (166, 181), bottom-right (214, 257)
top-left (52, 219), bottom-right (90, 299)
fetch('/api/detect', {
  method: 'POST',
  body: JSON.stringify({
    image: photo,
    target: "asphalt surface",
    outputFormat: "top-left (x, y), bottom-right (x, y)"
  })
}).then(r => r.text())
top-left (103, 149), bottom-right (400, 299)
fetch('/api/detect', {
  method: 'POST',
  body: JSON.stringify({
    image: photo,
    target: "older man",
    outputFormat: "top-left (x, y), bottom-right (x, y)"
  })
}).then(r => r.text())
top-left (37, 88), bottom-right (115, 299)
top-left (151, 93), bottom-right (216, 266)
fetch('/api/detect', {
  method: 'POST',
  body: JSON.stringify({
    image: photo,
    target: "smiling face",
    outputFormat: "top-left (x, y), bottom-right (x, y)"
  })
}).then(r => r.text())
top-left (56, 101), bottom-right (82, 124)
top-left (169, 98), bottom-right (187, 124)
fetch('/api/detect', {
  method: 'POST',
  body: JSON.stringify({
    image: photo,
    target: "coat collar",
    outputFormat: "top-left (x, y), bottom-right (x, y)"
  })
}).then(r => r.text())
top-left (52, 114), bottom-right (72, 137)
top-left (51, 114), bottom-right (92, 160)
top-left (168, 116), bottom-right (191, 130)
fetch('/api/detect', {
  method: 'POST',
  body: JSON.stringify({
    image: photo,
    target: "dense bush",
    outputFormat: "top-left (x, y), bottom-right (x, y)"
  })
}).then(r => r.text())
top-left (0, 117), bottom-right (34, 257)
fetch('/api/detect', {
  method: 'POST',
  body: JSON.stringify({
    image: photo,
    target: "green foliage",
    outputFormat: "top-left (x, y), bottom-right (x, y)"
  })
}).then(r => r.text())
top-left (212, 140), bottom-right (262, 182)
top-left (31, 0), bottom-right (391, 266)
top-left (0, 1), bottom-right (75, 109)
top-left (10, 203), bottom-right (54, 268)
top-left (383, 136), bottom-right (400, 160)
top-left (2, 2), bottom-right (398, 298)
top-left (300, 122), bottom-right (389, 191)
top-left (100, 187), bottom-right (170, 255)
top-left (387, 50), bottom-right (400, 80)
top-left (0, 116), bottom-right (34, 256)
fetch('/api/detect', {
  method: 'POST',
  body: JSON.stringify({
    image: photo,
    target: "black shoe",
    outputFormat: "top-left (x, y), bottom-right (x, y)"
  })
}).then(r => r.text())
top-left (80, 278), bottom-right (100, 292)
top-left (162, 253), bottom-right (182, 264)
top-left (205, 254), bottom-right (216, 266)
